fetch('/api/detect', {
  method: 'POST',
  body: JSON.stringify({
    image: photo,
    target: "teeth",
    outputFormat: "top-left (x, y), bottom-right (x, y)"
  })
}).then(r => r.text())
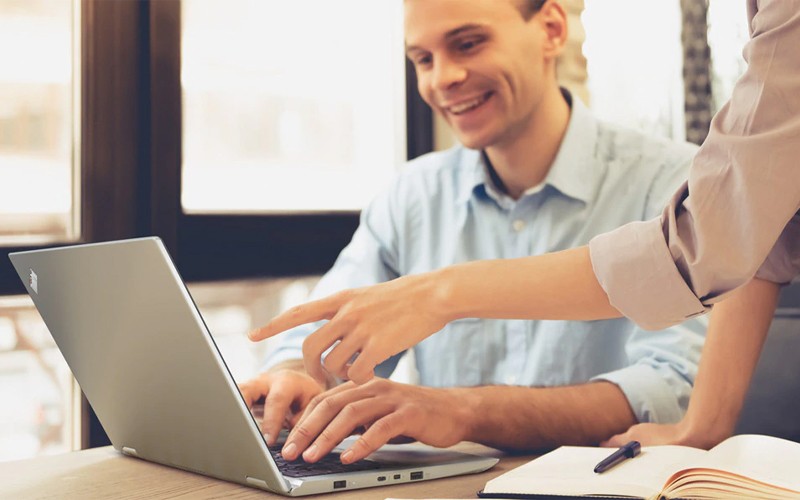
top-left (448, 93), bottom-right (489, 115)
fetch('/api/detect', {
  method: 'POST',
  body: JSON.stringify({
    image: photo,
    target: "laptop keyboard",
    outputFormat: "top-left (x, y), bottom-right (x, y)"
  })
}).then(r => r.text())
top-left (268, 446), bottom-right (384, 478)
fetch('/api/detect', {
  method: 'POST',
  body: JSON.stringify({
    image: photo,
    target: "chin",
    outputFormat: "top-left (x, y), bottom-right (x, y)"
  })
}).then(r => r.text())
top-left (454, 131), bottom-right (496, 151)
top-left (448, 114), bottom-right (505, 149)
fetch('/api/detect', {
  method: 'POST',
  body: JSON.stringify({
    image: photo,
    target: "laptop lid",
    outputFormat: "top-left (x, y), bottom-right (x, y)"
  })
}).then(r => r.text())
top-left (8, 237), bottom-right (497, 496)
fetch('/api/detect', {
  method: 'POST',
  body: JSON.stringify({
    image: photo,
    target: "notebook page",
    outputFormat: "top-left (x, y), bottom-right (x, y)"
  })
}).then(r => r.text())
top-left (482, 445), bottom-right (707, 498)
top-left (681, 434), bottom-right (800, 491)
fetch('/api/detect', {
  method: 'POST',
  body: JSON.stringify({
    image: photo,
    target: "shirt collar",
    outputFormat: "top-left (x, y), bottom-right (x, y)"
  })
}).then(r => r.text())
top-left (456, 88), bottom-right (600, 206)
top-left (541, 89), bottom-right (599, 204)
top-left (456, 149), bottom-right (488, 205)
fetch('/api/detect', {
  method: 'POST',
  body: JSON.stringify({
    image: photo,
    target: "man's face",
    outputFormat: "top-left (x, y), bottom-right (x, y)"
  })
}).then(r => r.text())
top-left (405, 0), bottom-right (552, 150)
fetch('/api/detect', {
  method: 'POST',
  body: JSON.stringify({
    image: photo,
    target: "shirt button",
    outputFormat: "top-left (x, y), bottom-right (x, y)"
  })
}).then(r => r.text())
top-left (505, 375), bottom-right (517, 385)
top-left (512, 220), bottom-right (525, 232)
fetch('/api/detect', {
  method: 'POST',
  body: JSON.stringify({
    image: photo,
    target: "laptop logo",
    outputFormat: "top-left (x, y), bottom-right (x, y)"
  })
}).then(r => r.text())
top-left (29, 268), bottom-right (38, 294)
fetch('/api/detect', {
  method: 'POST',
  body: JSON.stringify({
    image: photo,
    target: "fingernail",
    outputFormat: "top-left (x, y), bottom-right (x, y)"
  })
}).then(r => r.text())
top-left (263, 432), bottom-right (271, 445)
top-left (340, 449), bottom-right (354, 464)
top-left (303, 444), bottom-right (318, 461)
top-left (283, 442), bottom-right (297, 459)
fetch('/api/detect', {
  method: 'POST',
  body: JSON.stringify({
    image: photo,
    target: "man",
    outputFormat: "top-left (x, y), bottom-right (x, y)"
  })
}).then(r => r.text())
top-left (242, 0), bottom-right (705, 465)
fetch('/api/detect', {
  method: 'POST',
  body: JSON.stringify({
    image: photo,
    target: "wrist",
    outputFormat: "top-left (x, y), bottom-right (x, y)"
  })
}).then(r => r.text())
top-left (676, 415), bottom-right (734, 449)
top-left (444, 387), bottom-right (482, 443)
top-left (432, 266), bottom-right (466, 323)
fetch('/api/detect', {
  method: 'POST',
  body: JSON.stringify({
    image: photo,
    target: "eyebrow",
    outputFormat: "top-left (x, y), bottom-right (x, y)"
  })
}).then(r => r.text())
top-left (406, 23), bottom-right (488, 55)
top-left (444, 23), bottom-right (486, 40)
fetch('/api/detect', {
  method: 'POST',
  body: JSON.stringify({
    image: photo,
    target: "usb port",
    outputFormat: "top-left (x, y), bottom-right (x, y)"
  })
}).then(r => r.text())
top-left (333, 480), bottom-right (346, 489)
top-left (410, 471), bottom-right (423, 480)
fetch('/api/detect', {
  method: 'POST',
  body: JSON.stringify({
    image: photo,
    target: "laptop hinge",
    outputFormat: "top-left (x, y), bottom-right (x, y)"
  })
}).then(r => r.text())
top-left (121, 446), bottom-right (138, 457)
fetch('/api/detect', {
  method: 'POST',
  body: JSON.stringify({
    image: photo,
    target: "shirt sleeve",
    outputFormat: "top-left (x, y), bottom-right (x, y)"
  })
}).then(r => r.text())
top-left (590, 0), bottom-right (800, 330)
top-left (262, 186), bottom-right (404, 375)
top-left (591, 315), bottom-right (706, 424)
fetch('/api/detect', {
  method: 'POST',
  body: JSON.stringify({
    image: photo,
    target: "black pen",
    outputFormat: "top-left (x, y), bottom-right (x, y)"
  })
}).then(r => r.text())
top-left (593, 441), bottom-right (641, 473)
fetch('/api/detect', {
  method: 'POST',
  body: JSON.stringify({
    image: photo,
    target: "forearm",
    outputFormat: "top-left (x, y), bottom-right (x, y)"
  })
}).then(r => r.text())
top-left (452, 381), bottom-right (636, 451)
top-left (680, 278), bottom-right (780, 447)
top-left (436, 246), bottom-right (620, 323)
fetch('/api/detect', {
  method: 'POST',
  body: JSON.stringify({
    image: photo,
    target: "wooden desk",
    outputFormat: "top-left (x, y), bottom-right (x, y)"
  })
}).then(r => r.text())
top-left (0, 444), bottom-right (532, 499)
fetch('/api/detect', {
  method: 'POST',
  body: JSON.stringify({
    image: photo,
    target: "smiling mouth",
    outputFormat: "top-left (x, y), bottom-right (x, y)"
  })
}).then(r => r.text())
top-left (446, 91), bottom-right (493, 115)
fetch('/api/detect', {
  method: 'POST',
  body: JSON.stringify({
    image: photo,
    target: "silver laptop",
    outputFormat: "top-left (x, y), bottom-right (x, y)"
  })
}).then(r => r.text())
top-left (8, 237), bottom-right (497, 496)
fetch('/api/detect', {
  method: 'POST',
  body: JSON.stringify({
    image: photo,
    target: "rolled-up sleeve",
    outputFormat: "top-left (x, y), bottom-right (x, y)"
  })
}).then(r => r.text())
top-left (590, 0), bottom-right (800, 330)
top-left (592, 316), bottom-right (706, 424)
top-left (589, 218), bottom-right (709, 330)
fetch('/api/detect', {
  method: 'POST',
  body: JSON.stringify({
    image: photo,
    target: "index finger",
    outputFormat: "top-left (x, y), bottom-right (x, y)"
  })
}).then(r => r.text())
top-left (340, 414), bottom-right (406, 463)
top-left (262, 385), bottom-right (296, 446)
top-left (248, 295), bottom-right (343, 342)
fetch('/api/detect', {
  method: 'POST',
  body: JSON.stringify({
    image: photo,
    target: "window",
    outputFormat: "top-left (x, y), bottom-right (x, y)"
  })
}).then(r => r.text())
top-left (581, 0), bottom-right (748, 141)
top-left (181, 0), bottom-right (406, 213)
top-left (0, 0), bottom-right (79, 462)
top-left (0, 297), bottom-right (75, 462)
top-left (707, 0), bottom-right (748, 113)
top-left (0, 0), bottom-right (79, 245)
top-left (582, 0), bottom-right (685, 139)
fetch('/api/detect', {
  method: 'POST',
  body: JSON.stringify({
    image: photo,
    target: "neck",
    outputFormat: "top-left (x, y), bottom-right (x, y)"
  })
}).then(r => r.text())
top-left (484, 86), bottom-right (570, 199)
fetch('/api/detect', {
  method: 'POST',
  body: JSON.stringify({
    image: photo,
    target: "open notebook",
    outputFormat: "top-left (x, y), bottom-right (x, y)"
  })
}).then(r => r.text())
top-left (476, 434), bottom-right (800, 499)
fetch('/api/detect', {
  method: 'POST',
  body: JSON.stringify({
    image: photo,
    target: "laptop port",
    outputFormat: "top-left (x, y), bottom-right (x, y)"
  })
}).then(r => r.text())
top-left (410, 471), bottom-right (423, 480)
top-left (377, 476), bottom-right (386, 482)
top-left (393, 474), bottom-right (401, 480)
top-left (333, 480), bottom-right (346, 489)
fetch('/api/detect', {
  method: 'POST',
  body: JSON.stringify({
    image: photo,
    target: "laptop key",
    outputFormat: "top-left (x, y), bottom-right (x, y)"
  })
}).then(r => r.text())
top-left (269, 447), bottom-right (383, 478)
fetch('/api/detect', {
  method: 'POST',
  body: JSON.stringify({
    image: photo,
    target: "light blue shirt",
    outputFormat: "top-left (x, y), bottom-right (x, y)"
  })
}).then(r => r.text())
top-left (266, 93), bottom-right (706, 424)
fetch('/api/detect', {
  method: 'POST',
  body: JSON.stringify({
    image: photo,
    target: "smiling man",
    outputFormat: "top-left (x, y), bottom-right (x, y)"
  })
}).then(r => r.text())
top-left (240, 0), bottom-right (705, 464)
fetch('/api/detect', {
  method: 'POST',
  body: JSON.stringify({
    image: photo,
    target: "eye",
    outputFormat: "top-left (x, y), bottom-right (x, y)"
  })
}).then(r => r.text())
top-left (413, 54), bottom-right (432, 67)
top-left (456, 36), bottom-right (485, 53)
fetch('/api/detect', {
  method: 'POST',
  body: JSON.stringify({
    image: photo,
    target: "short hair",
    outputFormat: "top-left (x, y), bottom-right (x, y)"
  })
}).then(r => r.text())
top-left (517, 0), bottom-right (547, 20)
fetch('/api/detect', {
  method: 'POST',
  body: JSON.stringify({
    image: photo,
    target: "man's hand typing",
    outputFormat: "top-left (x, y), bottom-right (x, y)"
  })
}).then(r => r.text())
top-left (238, 365), bottom-right (325, 446)
top-left (278, 379), bottom-right (472, 464)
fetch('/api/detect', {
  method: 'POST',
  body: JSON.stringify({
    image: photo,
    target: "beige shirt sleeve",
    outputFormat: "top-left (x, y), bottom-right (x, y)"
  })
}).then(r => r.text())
top-left (589, 0), bottom-right (800, 330)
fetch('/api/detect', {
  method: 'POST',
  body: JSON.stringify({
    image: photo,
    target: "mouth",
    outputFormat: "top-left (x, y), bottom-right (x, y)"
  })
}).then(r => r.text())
top-left (444, 91), bottom-right (493, 116)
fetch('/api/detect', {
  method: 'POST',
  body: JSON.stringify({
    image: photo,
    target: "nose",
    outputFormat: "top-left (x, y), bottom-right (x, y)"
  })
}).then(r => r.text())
top-left (431, 56), bottom-right (467, 91)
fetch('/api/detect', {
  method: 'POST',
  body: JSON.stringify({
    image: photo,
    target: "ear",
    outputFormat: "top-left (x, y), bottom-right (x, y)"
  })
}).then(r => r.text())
top-left (537, 1), bottom-right (568, 60)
